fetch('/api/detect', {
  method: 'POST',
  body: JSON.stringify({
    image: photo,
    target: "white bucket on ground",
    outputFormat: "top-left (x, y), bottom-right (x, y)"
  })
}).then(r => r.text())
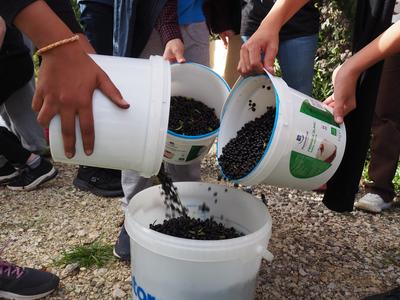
top-left (49, 54), bottom-right (171, 178)
top-left (163, 63), bottom-right (230, 165)
top-left (217, 73), bottom-right (347, 190)
top-left (125, 182), bottom-right (273, 300)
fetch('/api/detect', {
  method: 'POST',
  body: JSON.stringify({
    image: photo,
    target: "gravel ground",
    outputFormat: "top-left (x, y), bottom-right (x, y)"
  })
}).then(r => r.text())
top-left (1, 155), bottom-right (399, 300)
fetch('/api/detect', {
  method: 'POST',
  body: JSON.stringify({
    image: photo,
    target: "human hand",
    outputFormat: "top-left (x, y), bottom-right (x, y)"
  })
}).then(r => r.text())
top-left (33, 42), bottom-right (129, 158)
top-left (0, 17), bottom-right (6, 49)
top-left (163, 38), bottom-right (186, 63)
top-left (78, 33), bottom-right (96, 54)
top-left (238, 23), bottom-right (279, 76)
top-left (219, 30), bottom-right (235, 48)
top-left (323, 63), bottom-right (360, 124)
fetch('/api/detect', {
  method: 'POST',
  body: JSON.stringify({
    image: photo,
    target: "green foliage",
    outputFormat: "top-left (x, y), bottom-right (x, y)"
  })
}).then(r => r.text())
top-left (70, 0), bottom-right (81, 19)
top-left (55, 241), bottom-right (114, 268)
top-left (312, 0), bottom-right (352, 100)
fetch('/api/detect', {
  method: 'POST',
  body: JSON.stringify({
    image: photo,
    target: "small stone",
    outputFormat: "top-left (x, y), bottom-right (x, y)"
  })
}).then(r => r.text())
top-left (299, 267), bottom-right (307, 276)
top-left (112, 288), bottom-right (126, 299)
top-left (61, 263), bottom-right (79, 277)
top-left (327, 283), bottom-right (336, 289)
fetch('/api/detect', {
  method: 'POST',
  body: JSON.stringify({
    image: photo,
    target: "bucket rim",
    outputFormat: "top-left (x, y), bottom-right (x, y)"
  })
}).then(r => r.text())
top-left (168, 62), bottom-right (230, 140)
top-left (216, 74), bottom-right (281, 183)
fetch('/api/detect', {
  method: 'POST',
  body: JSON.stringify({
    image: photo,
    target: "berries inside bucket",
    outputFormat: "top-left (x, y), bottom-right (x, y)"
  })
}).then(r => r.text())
top-left (168, 96), bottom-right (220, 135)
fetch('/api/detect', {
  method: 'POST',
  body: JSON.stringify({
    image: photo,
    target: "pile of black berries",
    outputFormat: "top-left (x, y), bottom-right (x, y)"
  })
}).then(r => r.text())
top-left (169, 96), bottom-right (220, 135)
top-left (219, 106), bottom-right (276, 179)
top-left (150, 216), bottom-right (243, 240)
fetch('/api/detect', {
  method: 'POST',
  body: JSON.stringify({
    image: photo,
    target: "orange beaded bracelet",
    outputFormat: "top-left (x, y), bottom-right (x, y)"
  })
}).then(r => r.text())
top-left (36, 35), bottom-right (80, 56)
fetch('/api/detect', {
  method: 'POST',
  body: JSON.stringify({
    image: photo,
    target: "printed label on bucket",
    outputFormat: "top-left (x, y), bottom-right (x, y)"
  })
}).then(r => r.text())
top-left (290, 100), bottom-right (343, 179)
top-left (132, 276), bottom-right (156, 300)
top-left (164, 139), bottom-right (210, 162)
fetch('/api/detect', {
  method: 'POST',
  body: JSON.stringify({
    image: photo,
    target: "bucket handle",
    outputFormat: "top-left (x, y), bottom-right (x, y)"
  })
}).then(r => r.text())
top-left (262, 249), bottom-right (274, 262)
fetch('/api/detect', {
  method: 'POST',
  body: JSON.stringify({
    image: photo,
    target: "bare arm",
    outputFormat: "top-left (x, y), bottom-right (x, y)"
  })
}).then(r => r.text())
top-left (324, 21), bottom-right (400, 123)
top-left (238, 0), bottom-right (309, 75)
top-left (12, 1), bottom-right (129, 158)
top-left (0, 17), bottom-right (5, 49)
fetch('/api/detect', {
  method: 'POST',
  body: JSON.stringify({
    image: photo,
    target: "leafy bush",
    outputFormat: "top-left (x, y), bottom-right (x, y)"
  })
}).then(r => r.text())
top-left (312, 0), bottom-right (352, 100)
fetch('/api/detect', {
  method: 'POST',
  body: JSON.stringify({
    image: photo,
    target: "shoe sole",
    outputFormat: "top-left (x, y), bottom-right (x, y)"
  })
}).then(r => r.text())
top-left (0, 289), bottom-right (55, 300)
top-left (73, 177), bottom-right (124, 198)
top-left (113, 247), bottom-right (131, 262)
top-left (7, 168), bottom-right (58, 191)
top-left (354, 201), bottom-right (391, 213)
top-left (0, 171), bottom-right (19, 185)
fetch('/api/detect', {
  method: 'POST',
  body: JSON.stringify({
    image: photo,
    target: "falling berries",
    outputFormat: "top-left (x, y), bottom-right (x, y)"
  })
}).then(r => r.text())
top-left (169, 96), bottom-right (219, 135)
top-left (219, 106), bottom-right (276, 179)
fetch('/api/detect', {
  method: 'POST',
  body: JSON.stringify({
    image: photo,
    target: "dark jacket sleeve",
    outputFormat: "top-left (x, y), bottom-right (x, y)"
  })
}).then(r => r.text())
top-left (0, 0), bottom-right (82, 33)
top-left (203, 0), bottom-right (242, 34)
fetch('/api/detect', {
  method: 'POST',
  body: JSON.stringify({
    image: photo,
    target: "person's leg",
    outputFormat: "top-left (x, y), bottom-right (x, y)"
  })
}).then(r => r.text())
top-left (79, 1), bottom-right (114, 55)
top-left (277, 34), bottom-right (318, 96)
top-left (74, 2), bottom-right (124, 197)
top-left (0, 126), bottom-right (57, 190)
top-left (115, 29), bottom-right (165, 261)
top-left (356, 54), bottom-right (400, 212)
top-left (180, 22), bottom-right (210, 66)
top-left (1, 77), bottom-right (47, 154)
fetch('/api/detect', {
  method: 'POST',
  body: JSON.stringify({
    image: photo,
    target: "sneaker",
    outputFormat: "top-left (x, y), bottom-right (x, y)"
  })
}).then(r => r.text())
top-left (0, 260), bottom-right (60, 300)
top-left (0, 162), bottom-right (18, 185)
top-left (7, 158), bottom-right (57, 191)
top-left (113, 225), bottom-right (131, 262)
top-left (73, 166), bottom-right (123, 197)
top-left (363, 286), bottom-right (400, 299)
top-left (354, 193), bottom-right (392, 213)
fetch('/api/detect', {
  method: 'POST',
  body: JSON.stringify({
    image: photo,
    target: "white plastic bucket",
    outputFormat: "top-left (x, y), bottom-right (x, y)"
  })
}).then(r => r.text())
top-left (125, 182), bottom-right (273, 300)
top-left (49, 54), bottom-right (171, 178)
top-left (217, 73), bottom-right (347, 190)
top-left (163, 63), bottom-right (230, 165)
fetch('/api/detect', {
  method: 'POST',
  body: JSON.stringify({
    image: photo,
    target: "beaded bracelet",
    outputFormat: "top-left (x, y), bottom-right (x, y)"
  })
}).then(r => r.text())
top-left (36, 35), bottom-right (80, 56)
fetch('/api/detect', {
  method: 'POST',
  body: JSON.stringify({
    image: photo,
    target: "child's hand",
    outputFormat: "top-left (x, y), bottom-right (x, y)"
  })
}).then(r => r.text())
top-left (237, 23), bottom-right (279, 76)
top-left (324, 63), bottom-right (360, 124)
top-left (34, 42), bottom-right (129, 158)
top-left (219, 30), bottom-right (235, 48)
top-left (163, 38), bottom-right (186, 63)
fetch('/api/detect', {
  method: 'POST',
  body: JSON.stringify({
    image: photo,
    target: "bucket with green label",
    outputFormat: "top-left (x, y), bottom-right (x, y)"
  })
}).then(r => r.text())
top-left (164, 63), bottom-right (230, 165)
top-left (217, 72), bottom-right (346, 190)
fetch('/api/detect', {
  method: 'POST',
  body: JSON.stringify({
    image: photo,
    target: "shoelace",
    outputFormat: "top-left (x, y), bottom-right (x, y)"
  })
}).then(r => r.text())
top-left (0, 239), bottom-right (25, 279)
top-left (0, 260), bottom-right (24, 279)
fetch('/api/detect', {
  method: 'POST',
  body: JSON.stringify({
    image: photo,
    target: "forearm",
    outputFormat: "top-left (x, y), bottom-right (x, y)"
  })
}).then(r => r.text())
top-left (344, 22), bottom-right (400, 75)
top-left (260, 0), bottom-right (310, 32)
top-left (14, 1), bottom-right (75, 49)
top-left (0, 17), bottom-right (5, 49)
top-left (155, 0), bottom-right (182, 45)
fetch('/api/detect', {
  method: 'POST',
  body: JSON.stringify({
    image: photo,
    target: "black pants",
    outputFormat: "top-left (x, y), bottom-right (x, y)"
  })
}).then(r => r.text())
top-left (365, 53), bottom-right (400, 202)
top-left (323, 0), bottom-right (396, 212)
top-left (79, 1), bottom-right (114, 55)
top-left (0, 126), bottom-right (31, 165)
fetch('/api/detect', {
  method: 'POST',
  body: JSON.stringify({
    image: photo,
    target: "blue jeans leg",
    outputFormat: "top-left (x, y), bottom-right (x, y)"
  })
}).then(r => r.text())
top-left (79, 2), bottom-right (114, 55)
top-left (277, 34), bottom-right (318, 96)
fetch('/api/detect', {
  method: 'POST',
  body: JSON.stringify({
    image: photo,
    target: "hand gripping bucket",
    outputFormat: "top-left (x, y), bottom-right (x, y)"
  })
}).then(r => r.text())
top-left (49, 54), bottom-right (171, 178)
top-left (163, 63), bottom-right (230, 165)
top-left (217, 72), bottom-right (347, 190)
top-left (125, 182), bottom-right (273, 300)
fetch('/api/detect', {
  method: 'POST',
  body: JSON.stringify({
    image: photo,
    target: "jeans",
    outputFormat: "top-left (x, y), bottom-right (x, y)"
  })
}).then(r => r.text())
top-left (79, 1), bottom-right (114, 55)
top-left (242, 34), bottom-right (318, 96)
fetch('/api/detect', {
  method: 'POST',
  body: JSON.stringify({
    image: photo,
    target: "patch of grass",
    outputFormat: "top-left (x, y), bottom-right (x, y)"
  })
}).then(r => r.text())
top-left (55, 241), bottom-right (114, 268)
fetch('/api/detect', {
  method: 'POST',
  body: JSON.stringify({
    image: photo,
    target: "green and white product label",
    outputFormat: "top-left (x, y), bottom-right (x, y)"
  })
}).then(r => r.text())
top-left (290, 99), bottom-right (344, 179)
top-left (164, 138), bottom-right (211, 162)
